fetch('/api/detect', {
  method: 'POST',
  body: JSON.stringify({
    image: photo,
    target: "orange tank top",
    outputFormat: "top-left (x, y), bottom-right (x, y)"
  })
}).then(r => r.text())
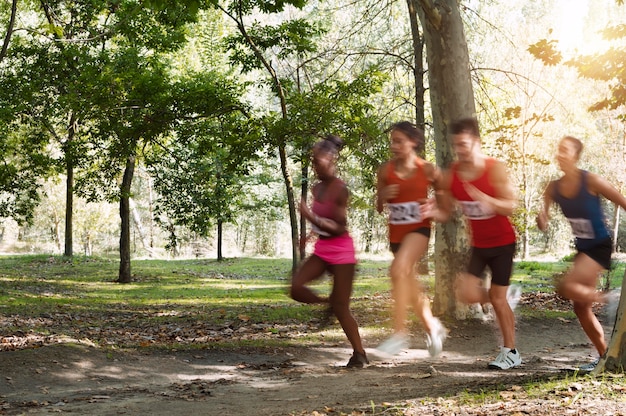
top-left (385, 157), bottom-right (432, 243)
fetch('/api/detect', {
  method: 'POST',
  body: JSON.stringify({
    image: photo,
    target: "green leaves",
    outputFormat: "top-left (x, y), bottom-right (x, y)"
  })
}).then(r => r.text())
top-left (224, 19), bottom-right (323, 72)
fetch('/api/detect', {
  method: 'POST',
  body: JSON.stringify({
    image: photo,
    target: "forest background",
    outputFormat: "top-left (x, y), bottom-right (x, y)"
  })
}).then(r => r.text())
top-left (1, 0), bottom-right (626, 274)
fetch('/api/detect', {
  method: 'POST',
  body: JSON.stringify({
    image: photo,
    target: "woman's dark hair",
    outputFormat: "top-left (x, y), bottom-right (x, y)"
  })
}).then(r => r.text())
top-left (449, 118), bottom-right (480, 138)
top-left (314, 134), bottom-right (344, 155)
top-left (389, 121), bottom-right (424, 150)
top-left (561, 135), bottom-right (584, 157)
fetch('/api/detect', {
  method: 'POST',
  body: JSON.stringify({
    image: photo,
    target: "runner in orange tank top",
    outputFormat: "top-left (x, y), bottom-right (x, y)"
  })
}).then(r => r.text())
top-left (375, 121), bottom-right (448, 358)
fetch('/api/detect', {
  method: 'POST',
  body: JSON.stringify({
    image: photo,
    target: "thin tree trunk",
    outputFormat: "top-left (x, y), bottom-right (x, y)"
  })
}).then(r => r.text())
top-left (63, 120), bottom-right (76, 257)
top-left (217, 219), bottom-right (223, 261)
top-left (417, 0), bottom-right (475, 317)
top-left (613, 203), bottom-right (620, 253)
top-left (118, 155), bottom-right (135, 283)
top-left (0, 0), bottom-right (17, 62)
top-left (299, 159), bottom-right (309, 261)
top-left (278, 144), bottom-right (298, 271)
top-left (407, 0), bottom-right (429, 274)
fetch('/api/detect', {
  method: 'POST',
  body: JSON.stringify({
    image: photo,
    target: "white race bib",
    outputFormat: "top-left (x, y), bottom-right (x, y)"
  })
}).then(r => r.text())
top-left (459, 201), bottom-right (495, 220)
top-left (567, 218), bottom-right (595, 239)
top-left (388, 202), bottom-right (422, 225)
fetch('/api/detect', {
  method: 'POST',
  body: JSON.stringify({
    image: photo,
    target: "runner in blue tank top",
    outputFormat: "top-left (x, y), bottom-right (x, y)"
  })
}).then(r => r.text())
top-left (537, 136), bottom-right (626, 372)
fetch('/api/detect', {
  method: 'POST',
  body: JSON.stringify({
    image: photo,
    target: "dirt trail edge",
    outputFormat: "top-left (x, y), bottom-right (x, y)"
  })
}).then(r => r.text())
top-left (0, 317), bottom-right (617, 415)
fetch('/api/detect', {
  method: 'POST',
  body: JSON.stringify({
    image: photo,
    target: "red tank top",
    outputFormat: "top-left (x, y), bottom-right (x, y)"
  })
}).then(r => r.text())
top-left (385, 157), bottom-right (432, 244)
top-left (450, 158), bottom-right (516, 248)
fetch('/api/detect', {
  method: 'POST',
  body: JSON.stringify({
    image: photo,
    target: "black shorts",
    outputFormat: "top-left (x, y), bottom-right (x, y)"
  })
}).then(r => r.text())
top-left (390, 227), bottom-right (431, 253)
top-left (578, 237), bottom-right (612, 270)
top-left (467, 243), bottom-right (516, 286)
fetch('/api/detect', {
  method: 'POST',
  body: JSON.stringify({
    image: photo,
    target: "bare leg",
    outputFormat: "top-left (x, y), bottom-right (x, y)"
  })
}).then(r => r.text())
top-left (328, 263), bottom-right (365, 355)
top-left (390, 233), bottom-right (438, 333)
top-left (489, 284), bottom-right (516, 349)
top-left (290, 255), bottom-right (328, 304)
top-left (455, 273), bottom-right (490, 305)
top-left (573, 300), bottom-right (607, 356)
top-left (557, 254), bottom-right (605, 304)
top-left (558, 254), bottom-right (606, 356)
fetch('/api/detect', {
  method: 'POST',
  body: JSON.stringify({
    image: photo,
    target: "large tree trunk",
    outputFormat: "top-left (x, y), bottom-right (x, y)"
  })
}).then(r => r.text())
top-left (118, 155), bottom-right (135, 284)
top-left (417, 0), bottom-right (475, 317)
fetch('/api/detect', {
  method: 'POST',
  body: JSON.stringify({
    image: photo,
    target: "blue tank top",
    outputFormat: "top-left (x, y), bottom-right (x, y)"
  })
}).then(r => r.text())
top-left (552, 170), bottom-right (610, 250)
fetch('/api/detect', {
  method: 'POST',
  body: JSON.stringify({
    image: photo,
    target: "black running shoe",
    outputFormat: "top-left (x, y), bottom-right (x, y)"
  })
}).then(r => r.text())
top-left (346, 351), bottom-right (369, 368)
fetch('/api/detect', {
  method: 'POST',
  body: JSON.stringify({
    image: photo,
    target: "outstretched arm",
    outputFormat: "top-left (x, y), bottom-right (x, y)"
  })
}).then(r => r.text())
top-left (588, 172), bottom-right (626, 212)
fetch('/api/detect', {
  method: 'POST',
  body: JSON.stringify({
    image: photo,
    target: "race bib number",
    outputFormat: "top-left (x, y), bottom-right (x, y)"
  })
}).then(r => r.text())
top-left (459, 201), bottom-right (495, 220)
top-left (388, 202), bottom-right (422, 225)
top-left (567, 218), bottom-right (595, 239)
top-left (311, 221), bottom-right (331, 237)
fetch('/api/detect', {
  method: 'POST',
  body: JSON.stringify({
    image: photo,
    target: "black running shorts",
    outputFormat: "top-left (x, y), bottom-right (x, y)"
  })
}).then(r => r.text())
top-left (467, 243), bottom-right (516, 286)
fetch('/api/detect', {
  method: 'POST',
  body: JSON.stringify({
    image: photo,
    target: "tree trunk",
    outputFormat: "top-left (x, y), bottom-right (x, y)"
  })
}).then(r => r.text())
top-left (595, 272), bottom-right (626, 373)
top-left (407, 0), bottom-right (429, 275)
top-left (406, 0), bottom-right (426, 138)
top-left (0, 0), bottom-right (17, 63)
top-left (118, 155), bottom-right (135, 283)
top-left (417, 0), bottom-right (475, 317)
top-left (613, 203), bottom-right (620, 253)
top-left (278, 143), bottom-right (299, 272)
top-left (217, 219), bottom-right (223, 261)
top-left (63, 124), bottom-right (76, 257)
top-left (299, 158), bottom-right (309, 261)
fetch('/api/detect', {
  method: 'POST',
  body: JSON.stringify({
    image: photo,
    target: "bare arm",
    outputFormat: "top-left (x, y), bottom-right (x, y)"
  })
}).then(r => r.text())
top-left (588, 172), bottom-right (626, 212)
top-left (422, 168), bottom-right (454, 223)
top-left (376, 162), bottom-right (398, 213)
top-left (465, 160), bottom-right (517, 217)
top-left (300, 183), bottom-right (348, 236)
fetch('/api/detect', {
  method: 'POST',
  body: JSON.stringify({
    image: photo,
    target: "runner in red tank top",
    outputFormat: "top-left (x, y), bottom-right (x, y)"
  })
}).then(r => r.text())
top-left (374, 121), bottom-right (448, 358)
top-left (426, 118), bottom-right (522, 370)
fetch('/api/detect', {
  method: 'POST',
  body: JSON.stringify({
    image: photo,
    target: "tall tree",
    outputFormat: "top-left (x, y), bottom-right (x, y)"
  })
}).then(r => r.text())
top-left (416, 0), bottom-right (475, 316)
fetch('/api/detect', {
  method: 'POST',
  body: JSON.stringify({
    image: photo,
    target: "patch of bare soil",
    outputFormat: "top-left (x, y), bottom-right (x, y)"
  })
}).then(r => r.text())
top-left (1, 310), bottom-right (624, 416)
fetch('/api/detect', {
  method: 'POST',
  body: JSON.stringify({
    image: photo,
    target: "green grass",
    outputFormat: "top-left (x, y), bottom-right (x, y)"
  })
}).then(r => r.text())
top-left (0, 254), bottom-right (618, 350)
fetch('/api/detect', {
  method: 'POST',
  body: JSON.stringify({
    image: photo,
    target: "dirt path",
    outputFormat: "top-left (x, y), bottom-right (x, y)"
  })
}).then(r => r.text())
top-left (2, 315), bottom-right (618, 416)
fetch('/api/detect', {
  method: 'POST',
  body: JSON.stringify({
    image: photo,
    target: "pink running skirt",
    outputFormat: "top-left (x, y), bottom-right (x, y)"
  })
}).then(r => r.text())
top-left (313, 232), bottom-right (357, 265)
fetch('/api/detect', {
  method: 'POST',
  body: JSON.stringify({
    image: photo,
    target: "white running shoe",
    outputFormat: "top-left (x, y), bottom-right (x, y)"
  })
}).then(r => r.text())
top-left (506, 284), bottom-right (522, 311)
top-left (488, 346), bottom-right (522, 370)
top-left (426, 317), bottom-right (448, 358)
top-left (376, 332), bottom-right (409, 356)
